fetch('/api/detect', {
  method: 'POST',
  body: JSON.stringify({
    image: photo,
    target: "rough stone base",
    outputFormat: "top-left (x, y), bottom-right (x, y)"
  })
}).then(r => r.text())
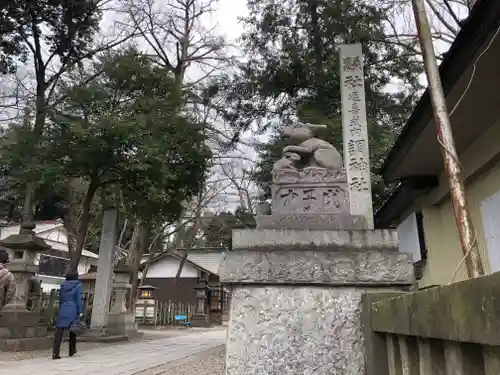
top-left (0, 336), bottom-right (52, 352)
top-left (220, 250), bottom-right (414, 285)
top-left (232, 228), bottom-right (398, 251)
top-left (106, 312), bottom-right (138, 336)
top-left (210, 311), bottom-right (223, 326)
top-left (223, 225), bottom-right (414, 374)
top-left (226, 285), bottom-right (396, 375)
top-left (192, 313), bottom-right (210, 327)
top-left (81, 324), bottom-right (142, 342)
top-left (85, 326), bottom-right (107, 337)
top-left (0, 310), bottom-right (46, 334)
top-left (0, 310), bottom-right (51, 351)
top-left (78, 332), bottom-right (143, 343)
top-left (256, 213), bottom-right (367, 230)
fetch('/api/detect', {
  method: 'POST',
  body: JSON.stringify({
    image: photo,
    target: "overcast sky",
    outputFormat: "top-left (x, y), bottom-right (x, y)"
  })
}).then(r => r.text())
top-left (213, 0), bottom-right (247, 40)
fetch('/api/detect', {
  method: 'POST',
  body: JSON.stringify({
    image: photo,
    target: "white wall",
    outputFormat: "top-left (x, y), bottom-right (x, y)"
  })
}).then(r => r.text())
top-left (0, 222), bottom-right (98, 259)
top-left (146, 257), bottom-right (198, 278)
top-left (397, 213), bottom-right (422, 263)
top-left (37, 275), bottom-right (65, 292)
top-left (480, 189), bottom-right (500, 273)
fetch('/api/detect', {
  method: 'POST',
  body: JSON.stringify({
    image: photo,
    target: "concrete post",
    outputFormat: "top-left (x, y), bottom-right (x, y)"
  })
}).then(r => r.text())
top-left (90, 207), bottom-right (118, 333)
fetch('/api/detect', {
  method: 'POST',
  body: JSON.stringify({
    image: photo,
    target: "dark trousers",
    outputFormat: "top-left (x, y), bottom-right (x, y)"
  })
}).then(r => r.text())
top-left (53, 328), bottom-right (77, 357)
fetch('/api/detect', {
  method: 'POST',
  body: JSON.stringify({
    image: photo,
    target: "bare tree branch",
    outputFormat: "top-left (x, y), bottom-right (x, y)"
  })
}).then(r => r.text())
top-left (122, 0), bottom-right (234, 87)
top-left (373, 0), bottom-right (469, 59)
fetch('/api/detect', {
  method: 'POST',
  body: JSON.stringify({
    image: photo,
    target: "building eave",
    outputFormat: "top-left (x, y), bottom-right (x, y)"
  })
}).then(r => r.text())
top-left (140, 250), bottom-right (216, 277)
top-left (374, 176), bottom-right (439, 228)
top-left (381, 0), bottom-right (500, 181)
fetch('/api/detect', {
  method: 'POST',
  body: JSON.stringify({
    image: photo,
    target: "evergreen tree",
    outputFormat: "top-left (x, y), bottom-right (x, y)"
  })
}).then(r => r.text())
top-left (1, 49), bottom-right (211, 270)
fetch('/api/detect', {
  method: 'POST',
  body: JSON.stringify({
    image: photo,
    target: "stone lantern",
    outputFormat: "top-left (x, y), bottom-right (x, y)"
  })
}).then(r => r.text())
top-left (191, 280), bottom-right (210, 327)
top-left (207, 275), bottom-right (223, 326)
top-left (135, 284), bottom-right (158, 325)
top-left (79, 267), bottom-right (97, 295)
top-left (0, 222), bottom-right (52, 351)
top-left (107, 260), bottom-right (138, 337)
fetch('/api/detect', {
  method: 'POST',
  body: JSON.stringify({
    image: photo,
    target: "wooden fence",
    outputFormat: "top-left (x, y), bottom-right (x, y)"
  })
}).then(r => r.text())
top-left (27, 286), bottom-right (194, 329)
top-left (363, 272), bottom-right (500, 375)
top-left (135, 299), bottom-right (196, 327)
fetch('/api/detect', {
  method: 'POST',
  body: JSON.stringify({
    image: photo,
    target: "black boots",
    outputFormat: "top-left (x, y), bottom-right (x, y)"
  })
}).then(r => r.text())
top-left (52, 329), bottom-right (77, 359)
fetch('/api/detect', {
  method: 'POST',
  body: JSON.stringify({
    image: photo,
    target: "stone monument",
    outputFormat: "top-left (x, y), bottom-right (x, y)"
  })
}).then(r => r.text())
top-left (0, 223), bottom-right (52, 351)
top-left (219, 121), bottom-right (415, 375)
top-left (339, 43), bottom-right (373, 228)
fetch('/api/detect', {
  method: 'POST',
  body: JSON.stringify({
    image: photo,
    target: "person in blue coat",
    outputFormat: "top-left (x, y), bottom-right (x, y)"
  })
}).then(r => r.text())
top-left (52, 271), bottom-right (83, 360)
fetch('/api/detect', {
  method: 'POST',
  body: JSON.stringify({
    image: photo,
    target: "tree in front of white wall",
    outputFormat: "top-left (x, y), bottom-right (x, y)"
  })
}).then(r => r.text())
top-left (140, 173), bottom-right (229, 274)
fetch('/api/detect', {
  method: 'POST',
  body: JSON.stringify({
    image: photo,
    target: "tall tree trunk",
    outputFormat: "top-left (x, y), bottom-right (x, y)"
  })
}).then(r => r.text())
top-left (171, 217), bottom-right (202, 301)
top-left (19, 183), bottom-right (36, 233)
top-left (139, 251), bottom-right (156, 286)
top-left (21, 70), bottom-right (47, 233)
top-left (175, 252), bottom-right (189, 279)
top-left (128, 223), bottom-right (149, 310)
top-left (126, 222), bottom-right (141, 308)
top-left (140, 221), bottom-right (183, 283)
top-left (169, 250), bottom-right (189, 303)
top-left (308, 0), bottom-right (323, 91)
top-left (68, 179), bottom-right (99, 273)
top-left (117, 218), bottom-right (128, 249)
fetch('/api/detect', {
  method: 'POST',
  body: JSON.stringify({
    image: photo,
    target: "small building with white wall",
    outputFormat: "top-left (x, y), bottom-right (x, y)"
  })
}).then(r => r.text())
top-left (139, 247), bottom-right (226, 304)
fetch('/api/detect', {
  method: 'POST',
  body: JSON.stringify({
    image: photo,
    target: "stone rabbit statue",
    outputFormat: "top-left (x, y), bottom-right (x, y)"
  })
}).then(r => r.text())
top-left (273, 122), bottom-right (343, 173)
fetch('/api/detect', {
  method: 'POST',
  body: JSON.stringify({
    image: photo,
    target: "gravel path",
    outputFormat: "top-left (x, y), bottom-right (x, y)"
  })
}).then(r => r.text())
top-left (138, 346), bottom-right (225, 375)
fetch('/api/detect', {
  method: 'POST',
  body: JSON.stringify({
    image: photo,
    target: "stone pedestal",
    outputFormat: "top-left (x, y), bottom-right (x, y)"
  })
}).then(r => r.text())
top-left (106, 262), bottom-right (139, 337)
top-left (224, 122), bottom-right (416, 374)
top-left (191, 281), bottom-right (210, 327)
top-left (0, 226), bottom-right (52, 351)
top-left (220, 229), bottom-right (415, 375)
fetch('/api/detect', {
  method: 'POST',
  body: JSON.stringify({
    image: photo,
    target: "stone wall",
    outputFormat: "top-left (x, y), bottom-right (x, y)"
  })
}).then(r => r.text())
top-left (364, 272), bottom-right (500, 374)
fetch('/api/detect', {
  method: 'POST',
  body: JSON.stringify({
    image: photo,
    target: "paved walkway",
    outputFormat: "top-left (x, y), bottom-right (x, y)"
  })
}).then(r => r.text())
top-left (2, 329), bottom-right (226, 375)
